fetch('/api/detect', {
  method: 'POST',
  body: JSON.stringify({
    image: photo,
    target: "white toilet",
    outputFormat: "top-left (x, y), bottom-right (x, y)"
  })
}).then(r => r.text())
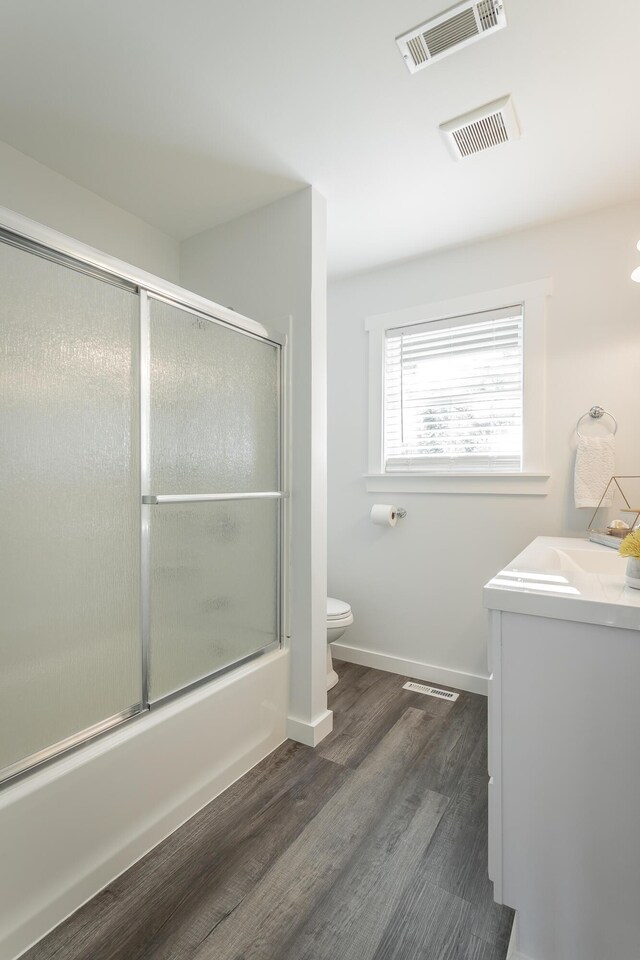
top-left (326, 597), bottom-right (353, 690)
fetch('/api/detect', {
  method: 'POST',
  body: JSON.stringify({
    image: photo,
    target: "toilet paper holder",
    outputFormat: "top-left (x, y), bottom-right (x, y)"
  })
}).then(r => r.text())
top-left (370, 504), bottom-right (408, 526)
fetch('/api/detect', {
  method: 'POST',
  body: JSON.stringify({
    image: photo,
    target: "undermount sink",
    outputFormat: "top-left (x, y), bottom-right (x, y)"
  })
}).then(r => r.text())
top-left (512, 542), bottom-right (626, 575)
top-left (484, 536), bottom-right (640, 631)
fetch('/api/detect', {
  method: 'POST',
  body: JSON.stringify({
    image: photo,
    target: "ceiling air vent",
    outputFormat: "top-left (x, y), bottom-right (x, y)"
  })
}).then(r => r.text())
top-left (440, 95), bottom-right (520, 160)
top-left (397, 0), bottom-right (506, 73)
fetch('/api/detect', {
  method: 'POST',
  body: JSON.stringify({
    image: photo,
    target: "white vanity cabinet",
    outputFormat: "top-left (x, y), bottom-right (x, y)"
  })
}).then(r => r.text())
top-left (484, 537), bottom-right (640, 960)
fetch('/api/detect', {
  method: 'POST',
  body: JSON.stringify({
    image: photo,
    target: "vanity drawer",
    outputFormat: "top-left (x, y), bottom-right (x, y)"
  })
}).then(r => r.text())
top-left (487, 672), bottom-right (498, 778)
top-left (488, 775), bottom-right (500, 888)
top-left (488, 776), bottom-right (495, 880)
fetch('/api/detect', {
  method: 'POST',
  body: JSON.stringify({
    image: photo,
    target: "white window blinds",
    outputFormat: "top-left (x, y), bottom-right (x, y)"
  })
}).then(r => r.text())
top-left (383, 305), bottom-right (523, 473)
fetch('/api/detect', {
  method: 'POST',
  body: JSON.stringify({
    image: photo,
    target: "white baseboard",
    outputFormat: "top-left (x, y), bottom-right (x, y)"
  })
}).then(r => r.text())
top-left (507, 914), bottom-right (519, 958)
top-left (330, 642), bottom-right (488, 696)
top-left (287, 709), bottom-right (334, 747)
top-left (506, 913), bottom-right (535, 960)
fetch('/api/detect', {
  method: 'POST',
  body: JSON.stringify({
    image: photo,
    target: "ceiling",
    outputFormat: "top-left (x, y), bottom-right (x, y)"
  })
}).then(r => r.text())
top-left (1, 0), bottom-right (639, 276)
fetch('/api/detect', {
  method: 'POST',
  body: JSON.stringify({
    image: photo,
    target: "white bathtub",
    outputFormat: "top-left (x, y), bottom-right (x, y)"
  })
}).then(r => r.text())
top-left (0, 648), bottom-right (289, 960)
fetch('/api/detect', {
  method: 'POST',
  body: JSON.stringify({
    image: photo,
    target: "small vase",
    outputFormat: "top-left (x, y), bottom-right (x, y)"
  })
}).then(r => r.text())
top-left (625, 556), bottom-right (640, 589)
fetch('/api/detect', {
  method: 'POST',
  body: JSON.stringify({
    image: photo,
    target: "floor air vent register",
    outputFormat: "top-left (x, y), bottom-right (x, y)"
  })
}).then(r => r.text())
top-left (402, 681), bottom-right (460, 701)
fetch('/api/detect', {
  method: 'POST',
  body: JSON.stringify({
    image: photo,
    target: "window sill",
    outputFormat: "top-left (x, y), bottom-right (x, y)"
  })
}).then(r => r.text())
top-left (364, 472), bottom-right (551, 496)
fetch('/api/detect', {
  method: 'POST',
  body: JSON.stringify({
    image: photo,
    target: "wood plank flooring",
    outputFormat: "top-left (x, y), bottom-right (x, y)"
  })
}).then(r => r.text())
top-left (23, 661), bottom-right (513, 960)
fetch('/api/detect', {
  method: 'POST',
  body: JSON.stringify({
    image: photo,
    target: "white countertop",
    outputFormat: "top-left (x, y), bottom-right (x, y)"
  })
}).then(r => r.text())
top-left (484, 536), bottom-right (640, 630)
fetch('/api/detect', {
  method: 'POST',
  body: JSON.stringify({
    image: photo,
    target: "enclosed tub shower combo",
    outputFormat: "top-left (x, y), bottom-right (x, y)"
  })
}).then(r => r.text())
top-left (0, 209), bottom-right (287, 786)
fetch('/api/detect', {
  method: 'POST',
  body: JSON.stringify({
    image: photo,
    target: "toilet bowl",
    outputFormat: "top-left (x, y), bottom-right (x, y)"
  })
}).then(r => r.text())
top-left (326, 597), bottom-right (353, 690)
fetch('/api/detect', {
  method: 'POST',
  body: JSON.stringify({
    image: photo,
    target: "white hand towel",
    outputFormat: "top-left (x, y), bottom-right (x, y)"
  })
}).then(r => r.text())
top-left (574, 435), bottom-right (615, 508)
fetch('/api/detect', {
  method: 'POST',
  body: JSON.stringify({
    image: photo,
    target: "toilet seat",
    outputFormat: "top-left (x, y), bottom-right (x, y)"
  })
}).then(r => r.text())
top-left (326, 597), bottom-right (353, 691)
top-left (327, 597), bottom-right (351, 620)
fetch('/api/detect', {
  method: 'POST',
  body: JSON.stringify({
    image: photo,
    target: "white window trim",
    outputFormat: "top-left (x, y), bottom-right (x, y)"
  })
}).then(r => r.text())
top-left (365, 279), bottom-right (552, 496)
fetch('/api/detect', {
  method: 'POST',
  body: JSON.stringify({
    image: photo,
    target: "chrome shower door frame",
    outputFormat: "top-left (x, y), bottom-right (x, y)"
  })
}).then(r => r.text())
top-left (140, 290), bottom-right (287, 708)
top-left (0, 207), bottom-right (287, 784)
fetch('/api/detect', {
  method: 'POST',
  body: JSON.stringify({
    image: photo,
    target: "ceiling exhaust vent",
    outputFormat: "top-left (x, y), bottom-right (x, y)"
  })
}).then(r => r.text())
top-left (440, 95), bottom-right (520, 159)
top-left (397, 0), bottom-right (506, 73)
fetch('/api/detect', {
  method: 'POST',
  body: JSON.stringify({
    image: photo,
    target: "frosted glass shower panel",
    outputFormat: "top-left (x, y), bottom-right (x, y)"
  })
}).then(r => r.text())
top-left (149, 298), bottom-right (279, 493)
top-left (149, 499), bottom-right (278, 701)
top-left (0, 242), bottom-right (141, 777)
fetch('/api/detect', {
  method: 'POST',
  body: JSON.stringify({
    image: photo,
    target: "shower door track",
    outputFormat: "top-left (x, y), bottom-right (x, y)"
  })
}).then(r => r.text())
top-left (0, 207), bottom-right (288, 787)
top-left (0, 706), bottom-right (143, 785)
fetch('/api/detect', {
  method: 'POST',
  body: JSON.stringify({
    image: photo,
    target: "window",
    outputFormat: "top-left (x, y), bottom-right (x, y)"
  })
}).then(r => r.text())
top-left (366, 280), bottom-right (551, 495)
top-left (384, 306), bottom-right (523, 473)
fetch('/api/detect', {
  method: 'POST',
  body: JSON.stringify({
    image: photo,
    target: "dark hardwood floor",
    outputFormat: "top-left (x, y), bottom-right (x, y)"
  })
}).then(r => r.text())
top-left (23, 661), bottom-right (513, 960)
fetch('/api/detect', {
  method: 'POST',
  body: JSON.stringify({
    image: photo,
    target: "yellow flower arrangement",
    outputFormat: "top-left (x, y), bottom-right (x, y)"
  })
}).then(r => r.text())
top-left (619, 529), bottom-right (640, 558)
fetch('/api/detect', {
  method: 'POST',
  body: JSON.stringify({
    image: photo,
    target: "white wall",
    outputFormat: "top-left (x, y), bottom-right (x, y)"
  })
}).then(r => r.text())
top-left (328, 201), bottom-right (640, 691)
top-left (181, 187), bottom-right (331, 744)
top-left (0, 139), bottom-right (179, 281)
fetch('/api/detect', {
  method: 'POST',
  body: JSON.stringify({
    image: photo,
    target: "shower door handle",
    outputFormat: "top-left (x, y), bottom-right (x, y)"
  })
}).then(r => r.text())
top-left (142, 491), bottom-right (288, 505)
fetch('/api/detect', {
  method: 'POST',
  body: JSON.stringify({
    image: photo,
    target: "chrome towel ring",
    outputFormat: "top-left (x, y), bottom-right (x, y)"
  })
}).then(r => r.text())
top-left (576, 405), bottom-right (618, 438)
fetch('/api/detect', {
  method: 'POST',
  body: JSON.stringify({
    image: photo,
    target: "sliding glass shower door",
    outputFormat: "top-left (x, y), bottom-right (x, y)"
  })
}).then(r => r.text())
top-left (146, 296), bottom-right (281, 702)
top-left (0, 240), bottom-right (142, 778)
top-left (0, 226), bottom-right (284, 785)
